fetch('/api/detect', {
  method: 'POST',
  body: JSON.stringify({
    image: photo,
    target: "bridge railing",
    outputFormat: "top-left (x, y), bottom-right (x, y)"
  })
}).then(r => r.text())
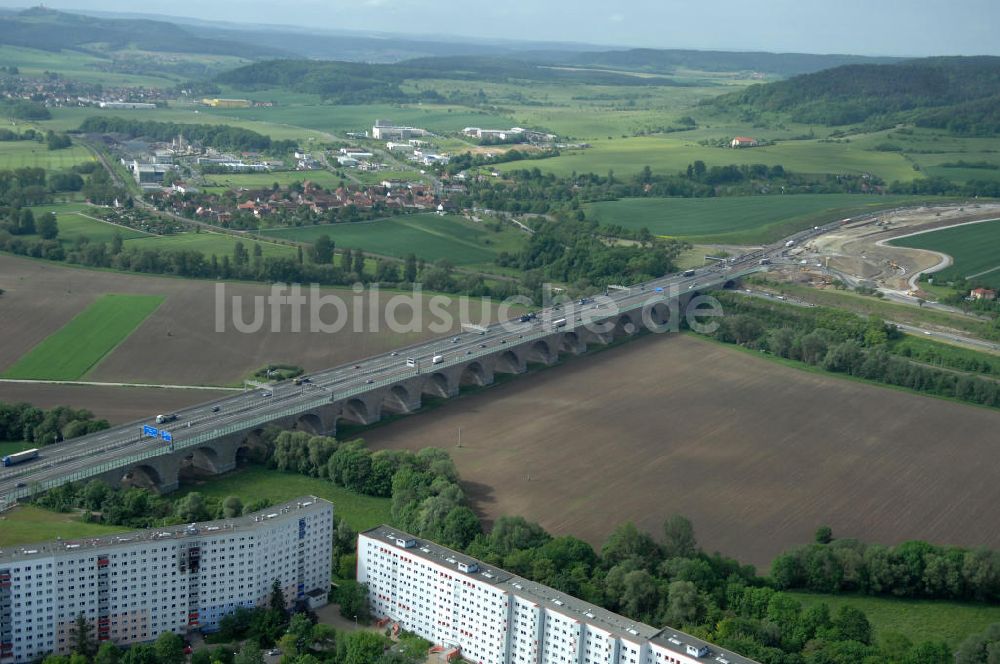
top-left (0, 394), bottom-right (333, 511)
top-left (0, 268), bottom-right (761, 512)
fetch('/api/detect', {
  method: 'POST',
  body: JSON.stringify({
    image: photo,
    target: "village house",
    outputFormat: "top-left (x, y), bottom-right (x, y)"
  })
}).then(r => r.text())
top-left (971, 287), bottom-right (997, 301)
top-left (731, 136), bottom-right (759, 148)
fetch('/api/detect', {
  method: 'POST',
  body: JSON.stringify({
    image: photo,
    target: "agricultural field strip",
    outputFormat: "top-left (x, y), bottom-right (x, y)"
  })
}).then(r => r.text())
top-left (888, 218), bottom-right (1000, 282)
top-left (2, 294), bottom-right (166, 381)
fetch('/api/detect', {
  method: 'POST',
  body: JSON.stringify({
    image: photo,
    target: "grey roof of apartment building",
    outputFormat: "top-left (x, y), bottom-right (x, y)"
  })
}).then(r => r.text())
top-left (362, 525), bottom-right (760, 664)
top-left (0, 496), bottom-right (331, 565)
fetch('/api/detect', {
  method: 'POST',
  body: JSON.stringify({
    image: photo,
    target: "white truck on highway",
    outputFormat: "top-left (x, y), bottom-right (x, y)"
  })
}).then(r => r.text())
top-left (155, 413), bottom-right (178, 424)
top-left (2, 448), bottom-right (39, 467)
top-left (431, 354), bottom-right (444, 365)
top-left (785, 240), bottom-right (795, 247)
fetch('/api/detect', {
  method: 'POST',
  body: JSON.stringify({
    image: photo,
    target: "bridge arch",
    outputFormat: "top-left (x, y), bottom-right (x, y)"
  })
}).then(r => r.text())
top-left (527, 339), bottom-right (554, 364)
top-left (642, 301), bottom-right (676, 331)
top-left (123, 464), bottom-right (162, 490)
top-left (559, 331), bottom-right (586, 355)
top-left (422, 372), bottom-right (452, 399)
top-left (382, 385), bottom-right (416, 414)
top-left (295, 413), bottom-right (323, 435)
top-left (342, 398), bottom-right (370, 424)
top-left (460, 361), bottom-right (487, 387)
top-left (495, 349), bottom-right (524, 374)
top-left (236, 428), bottom-right (268, 465)
top-left (615, 314), bottom-right (638, 338)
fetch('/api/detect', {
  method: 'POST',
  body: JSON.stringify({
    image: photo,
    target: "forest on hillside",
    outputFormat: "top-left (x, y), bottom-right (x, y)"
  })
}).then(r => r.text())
top-left (709, 56), bottom-right (1000, 134)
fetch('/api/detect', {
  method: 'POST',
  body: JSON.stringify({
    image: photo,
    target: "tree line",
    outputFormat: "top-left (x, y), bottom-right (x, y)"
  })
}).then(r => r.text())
top-left (709, 56), bottom-right (1000, 135)
top-left (773, 533), bottom-right (1000, 602)
top-left (77, 117), bottom-right (296, 154)
top-left (0, 401), bottom-right (108, 445)
top-left (706, 292), bottom-right (1000, 408)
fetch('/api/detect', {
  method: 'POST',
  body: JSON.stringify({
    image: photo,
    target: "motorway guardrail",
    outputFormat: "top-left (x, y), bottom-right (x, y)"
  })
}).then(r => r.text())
top-left (0, 394), bottom-right (333, 510)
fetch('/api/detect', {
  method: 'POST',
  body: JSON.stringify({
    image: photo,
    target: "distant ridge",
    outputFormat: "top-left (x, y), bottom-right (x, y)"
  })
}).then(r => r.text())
top-left (708, 56), bottom-right (1000, 135)
top-left (0, 6), bottom-right (289, 59)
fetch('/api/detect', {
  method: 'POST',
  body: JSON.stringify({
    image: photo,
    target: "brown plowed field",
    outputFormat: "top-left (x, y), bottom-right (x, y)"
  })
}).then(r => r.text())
top-left (364, 333), bottom-right (1000, 569)
top-left (0, 254), bottom-right (496, 386)
top-left (0, 382), bottom-right (230, 425)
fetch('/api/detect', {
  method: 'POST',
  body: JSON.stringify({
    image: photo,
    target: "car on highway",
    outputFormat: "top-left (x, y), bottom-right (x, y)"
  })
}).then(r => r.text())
top-left (15, 482), bottom-right (25, 488)
top-left (262, 391), bottom-right (273, 397)
top-left (211, 406), bottom-right (220, 412)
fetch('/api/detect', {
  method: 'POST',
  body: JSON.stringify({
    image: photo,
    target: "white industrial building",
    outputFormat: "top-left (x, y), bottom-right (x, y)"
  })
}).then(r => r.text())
top-left (358, 526), bottom-right (759, 664)
top-left (0, 498), bottom-right (332, 663)
top-left (372, 119), bottom-right (428, 141)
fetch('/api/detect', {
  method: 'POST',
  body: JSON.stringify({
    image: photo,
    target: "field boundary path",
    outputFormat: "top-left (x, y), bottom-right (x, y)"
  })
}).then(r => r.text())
top-left (0, 378), bottom-right (242, 391)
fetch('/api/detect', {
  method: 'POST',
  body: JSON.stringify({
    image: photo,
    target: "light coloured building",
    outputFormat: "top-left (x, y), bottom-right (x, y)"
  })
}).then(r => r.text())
top-left (358, 526), bottom-right (759, 664)
top-left (0, 497), bottom-right (332, 663)
top-left (372, 119), bottom-right (428, 140)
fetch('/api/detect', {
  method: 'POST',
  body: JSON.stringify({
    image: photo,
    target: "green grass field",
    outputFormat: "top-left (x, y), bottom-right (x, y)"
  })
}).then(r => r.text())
top-left (176, 465), bottom-right (391, 533)
top-left (203, 169), bottom-right (344, 190)
top-left (0, 505), bottom-right (128, 547)
top-left (3, 293), bottom-right (165, 380)
top-left (205, 101), bottom-right (515, 137)
top-left (0, 45), bottom-right (176, 88)
top-left (38, 106), bottom-right (333, 143)
top-left (787, 591), bottom-right (1000, 646)
top-left (124, 231), bottom-right (298, 260)
top-left (890, 220), bottom-right (1000, 288)
top-left (498, 135), bottom-right (919, 183)
top-left (587, 194), bottom-right (926, 243)
top-left (0, 140), bottom-right (94, 170)
top-left (0, 442), bottom-right (35, 457)
top-left (263, 213), bottom-right (526, 266)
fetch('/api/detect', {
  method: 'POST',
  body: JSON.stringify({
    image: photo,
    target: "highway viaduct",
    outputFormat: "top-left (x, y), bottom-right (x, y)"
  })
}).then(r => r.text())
top-left (87, 296), bottom-right (695, 494)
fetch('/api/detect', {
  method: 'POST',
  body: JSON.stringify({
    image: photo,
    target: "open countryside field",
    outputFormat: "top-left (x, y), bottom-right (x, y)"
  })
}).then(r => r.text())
top-left (587, 194), bottom-right (926, 243)
top-left (123, 230), bottom-right (298, 259)
top-left (2, 294), bottom-right (165, 380)
top-left (23, 207), bottom-right (151, 244)
top-left (263, 213), bottom-right (525, 266)
top-left (0, 505), bottom-right (128, 548)
top-left (205, 101), bottom-right (515, 137)
top-left (890, 219), bottom-right (1000, 288)
top-left (364, 333), bottom-right (1000, 569)
top-left (0, 45), bottom-right (180, 88)
top-left (498, 136), bottom-right (918, 183)
top-left (0, 140), bottom-right (94, 170)
top-left (39, 106), bottom-right (334, 142)
top-left (0, 254), bottom-right (504, 386)
top-left (176, 466), bottom-right (391, 533)
top-left (787, 592), bottom-right (1000, 647)
top-left (202, 169), bottom-right (344, 191)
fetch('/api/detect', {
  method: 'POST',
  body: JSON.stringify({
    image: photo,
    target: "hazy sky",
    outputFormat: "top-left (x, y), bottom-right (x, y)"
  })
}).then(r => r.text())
top-left (7, 0), bottom-right (999, 56)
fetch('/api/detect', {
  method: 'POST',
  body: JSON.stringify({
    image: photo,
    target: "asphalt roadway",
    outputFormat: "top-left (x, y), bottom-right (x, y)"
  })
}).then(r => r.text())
top-left (0, 222), bottom-right (841, 506)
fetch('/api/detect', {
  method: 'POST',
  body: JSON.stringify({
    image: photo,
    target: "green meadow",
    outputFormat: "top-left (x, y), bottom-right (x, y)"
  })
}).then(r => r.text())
top-left (587, 194), bottom-right (928, 243)
top-left (263, 213), bottom-right (526, 267)
top-left (3, 294), bottom-right (165, 380)
top-left (891, 219), bottom-right (1000, 288)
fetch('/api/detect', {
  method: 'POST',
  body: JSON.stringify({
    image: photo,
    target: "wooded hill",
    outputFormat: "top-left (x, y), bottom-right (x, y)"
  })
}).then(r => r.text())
top-left (216, 56), bottom-right (687, 104)
top-left (0, 7), bottom-right (288, 59)
top-left (522, 48), bottom-right (901, 77)
top-left (708, 56), bottom-right (1000, 135)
